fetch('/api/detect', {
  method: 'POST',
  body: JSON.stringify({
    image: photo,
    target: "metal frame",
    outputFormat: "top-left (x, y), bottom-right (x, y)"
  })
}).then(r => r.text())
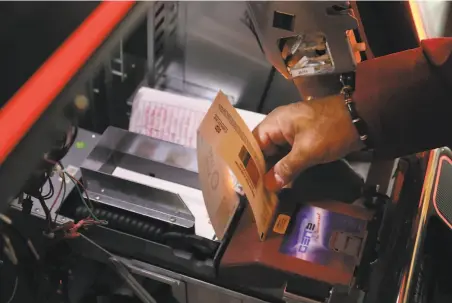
top-left (246, 2), bottom-right (358, 79)
top-left (0, 2), bottom-right (153, 210)
top-left (9, 129), bottom-right (100, 225)
top-left (396, 148), bottom-right (451, 303)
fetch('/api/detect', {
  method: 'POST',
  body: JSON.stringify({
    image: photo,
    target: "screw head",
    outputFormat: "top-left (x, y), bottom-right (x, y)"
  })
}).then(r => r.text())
top-left (169, 217), bottom-right (176, 223)
top-left (74, 95), bottom-right (89, 111)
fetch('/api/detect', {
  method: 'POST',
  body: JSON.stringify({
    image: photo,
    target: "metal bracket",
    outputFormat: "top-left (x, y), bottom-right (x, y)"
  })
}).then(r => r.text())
top-left (247, 2), bottom-right (359, 79)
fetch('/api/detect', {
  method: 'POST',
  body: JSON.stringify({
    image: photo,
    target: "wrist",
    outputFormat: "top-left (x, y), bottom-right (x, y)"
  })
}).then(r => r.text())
top-left (340, 78), bottom-right (371, 149)
top-left (330, 95), bottom-right (365, 152)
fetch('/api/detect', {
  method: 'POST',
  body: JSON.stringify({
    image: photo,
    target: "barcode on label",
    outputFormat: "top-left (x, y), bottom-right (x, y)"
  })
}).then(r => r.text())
top-left (238, 146), bottom-right (259, 187)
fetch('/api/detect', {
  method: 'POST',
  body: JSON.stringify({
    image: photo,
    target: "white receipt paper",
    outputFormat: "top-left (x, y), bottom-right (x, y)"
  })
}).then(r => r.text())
top-left (197, 91), bottom-right (278, 241)
top-left (126, 87), bottom-right (266, 240)
top-left (129, 87), bottom-right (265, 148)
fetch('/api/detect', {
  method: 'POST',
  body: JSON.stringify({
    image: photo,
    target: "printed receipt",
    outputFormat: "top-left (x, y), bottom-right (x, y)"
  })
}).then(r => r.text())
top-left (197, 91), bottom-right (278, 241)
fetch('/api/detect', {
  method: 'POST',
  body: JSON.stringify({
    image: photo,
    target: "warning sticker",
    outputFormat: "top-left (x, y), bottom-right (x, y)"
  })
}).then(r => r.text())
top-left (273, 214), bottom-right (291, 235)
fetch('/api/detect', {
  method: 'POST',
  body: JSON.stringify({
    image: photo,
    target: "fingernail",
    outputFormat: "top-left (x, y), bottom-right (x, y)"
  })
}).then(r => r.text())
top-left (264, 170), bottom-right (285, 192)
top-left (274, 173), bottom-right (285, 187)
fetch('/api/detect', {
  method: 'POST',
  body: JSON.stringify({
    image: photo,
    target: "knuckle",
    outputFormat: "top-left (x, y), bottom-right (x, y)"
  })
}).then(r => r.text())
top-left (270, 106), bottom-right (286, 117)
top-left (278, 160), bottom-right (293, 178)
top-left (297, 132), bottom-right (316, 148)
top-left (291, 101), bottom-right (307, 111)
top-left (292, 101), bottom-right (315, 118)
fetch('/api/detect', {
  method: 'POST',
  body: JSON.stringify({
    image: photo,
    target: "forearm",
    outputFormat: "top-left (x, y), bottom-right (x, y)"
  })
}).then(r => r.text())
top-left (353, 38), bottom-right (452, 158)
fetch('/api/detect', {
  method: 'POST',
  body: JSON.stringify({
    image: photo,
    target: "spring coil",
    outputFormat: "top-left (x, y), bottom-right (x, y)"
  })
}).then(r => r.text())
top-left (75, 206), bottom-right (165, 241)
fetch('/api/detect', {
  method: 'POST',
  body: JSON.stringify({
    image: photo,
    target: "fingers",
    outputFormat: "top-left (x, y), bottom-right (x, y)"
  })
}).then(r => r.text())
top-left (264, 145), bottom-right (311, 192)
top-left (252, 126), bottom-right (279, 156)
top-left (264, 167), bottom-right (285, 192)
top-left (254, 105), bottom-right (310, 191)
top-left (253, 109), bottom-right (291, 157)
top-left (257, 96), bottom-right (362, 192)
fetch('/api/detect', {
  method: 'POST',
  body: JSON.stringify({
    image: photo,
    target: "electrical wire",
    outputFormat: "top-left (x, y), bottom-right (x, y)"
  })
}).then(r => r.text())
top-left (64, 172), bottom-right (100, 221)
top-left (256, 38), bottom-right (289, 114)
top-left (44, 177), bottom-right (54, 199)
top-left (47, 126), bottom-right (78, 164)
top-left (55, 161), bottom-right (94, 210)
top-left (41, 174), bottom-right (54, 200)
top-left (51, 161), bottom-right (102, 224)
top-left (49, 175), bottom-right (64, 212)
top-left (67, 173), bottom-right (94, 210)
top-left (37, 196), bottom-right (53, 230)
top-left (80, 233), bottom-right (157, 303)
top-left (1, 233), bottom-right (18, 265)
top-left (241, 11), bottom-right (264, 53)
top-left (61, 126), bottom-right (78, 156)
top-left (256, 68), bottom-right (276, 114)
top-left (53, 174), bottom-right (66, 225)
top-left (5, 276), bottom-right (18, 303)
top-left (0, 230), bottom-right (20, 303)
top-left (0, 214), bottom-right (40, 261)
top-left (46, 160), bottom-right (103, 225)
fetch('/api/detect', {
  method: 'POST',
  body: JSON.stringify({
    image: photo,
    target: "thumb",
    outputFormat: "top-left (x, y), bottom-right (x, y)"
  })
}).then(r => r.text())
top-left (264, 149), bottom-right (309, 192)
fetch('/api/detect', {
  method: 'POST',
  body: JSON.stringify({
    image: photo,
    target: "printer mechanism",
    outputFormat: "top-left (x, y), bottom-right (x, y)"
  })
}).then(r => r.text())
top-left (1, 2), bottom-right (450, 303)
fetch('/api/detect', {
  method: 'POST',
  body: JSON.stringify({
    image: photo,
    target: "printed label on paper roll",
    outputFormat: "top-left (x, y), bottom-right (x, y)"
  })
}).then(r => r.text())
top-left (197, 91), bottom-right (278, 241)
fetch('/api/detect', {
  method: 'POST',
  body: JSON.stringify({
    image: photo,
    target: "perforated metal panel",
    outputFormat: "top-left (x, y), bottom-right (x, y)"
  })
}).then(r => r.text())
top-left (147, 1), bottom-right (182, 88)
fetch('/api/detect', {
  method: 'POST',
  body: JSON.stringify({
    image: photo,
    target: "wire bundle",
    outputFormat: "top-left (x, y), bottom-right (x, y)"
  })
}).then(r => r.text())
top-left (0, 213), bottom-right (40, 303)
top-left (43, 160), bottom-right (107, 236)
top-left (32, 126), bottom-right (78, 228)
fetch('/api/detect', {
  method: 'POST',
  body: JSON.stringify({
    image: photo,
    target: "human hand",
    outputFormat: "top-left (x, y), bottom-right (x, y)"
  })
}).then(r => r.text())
top-left (253, 95), bottom-right (365, 192)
